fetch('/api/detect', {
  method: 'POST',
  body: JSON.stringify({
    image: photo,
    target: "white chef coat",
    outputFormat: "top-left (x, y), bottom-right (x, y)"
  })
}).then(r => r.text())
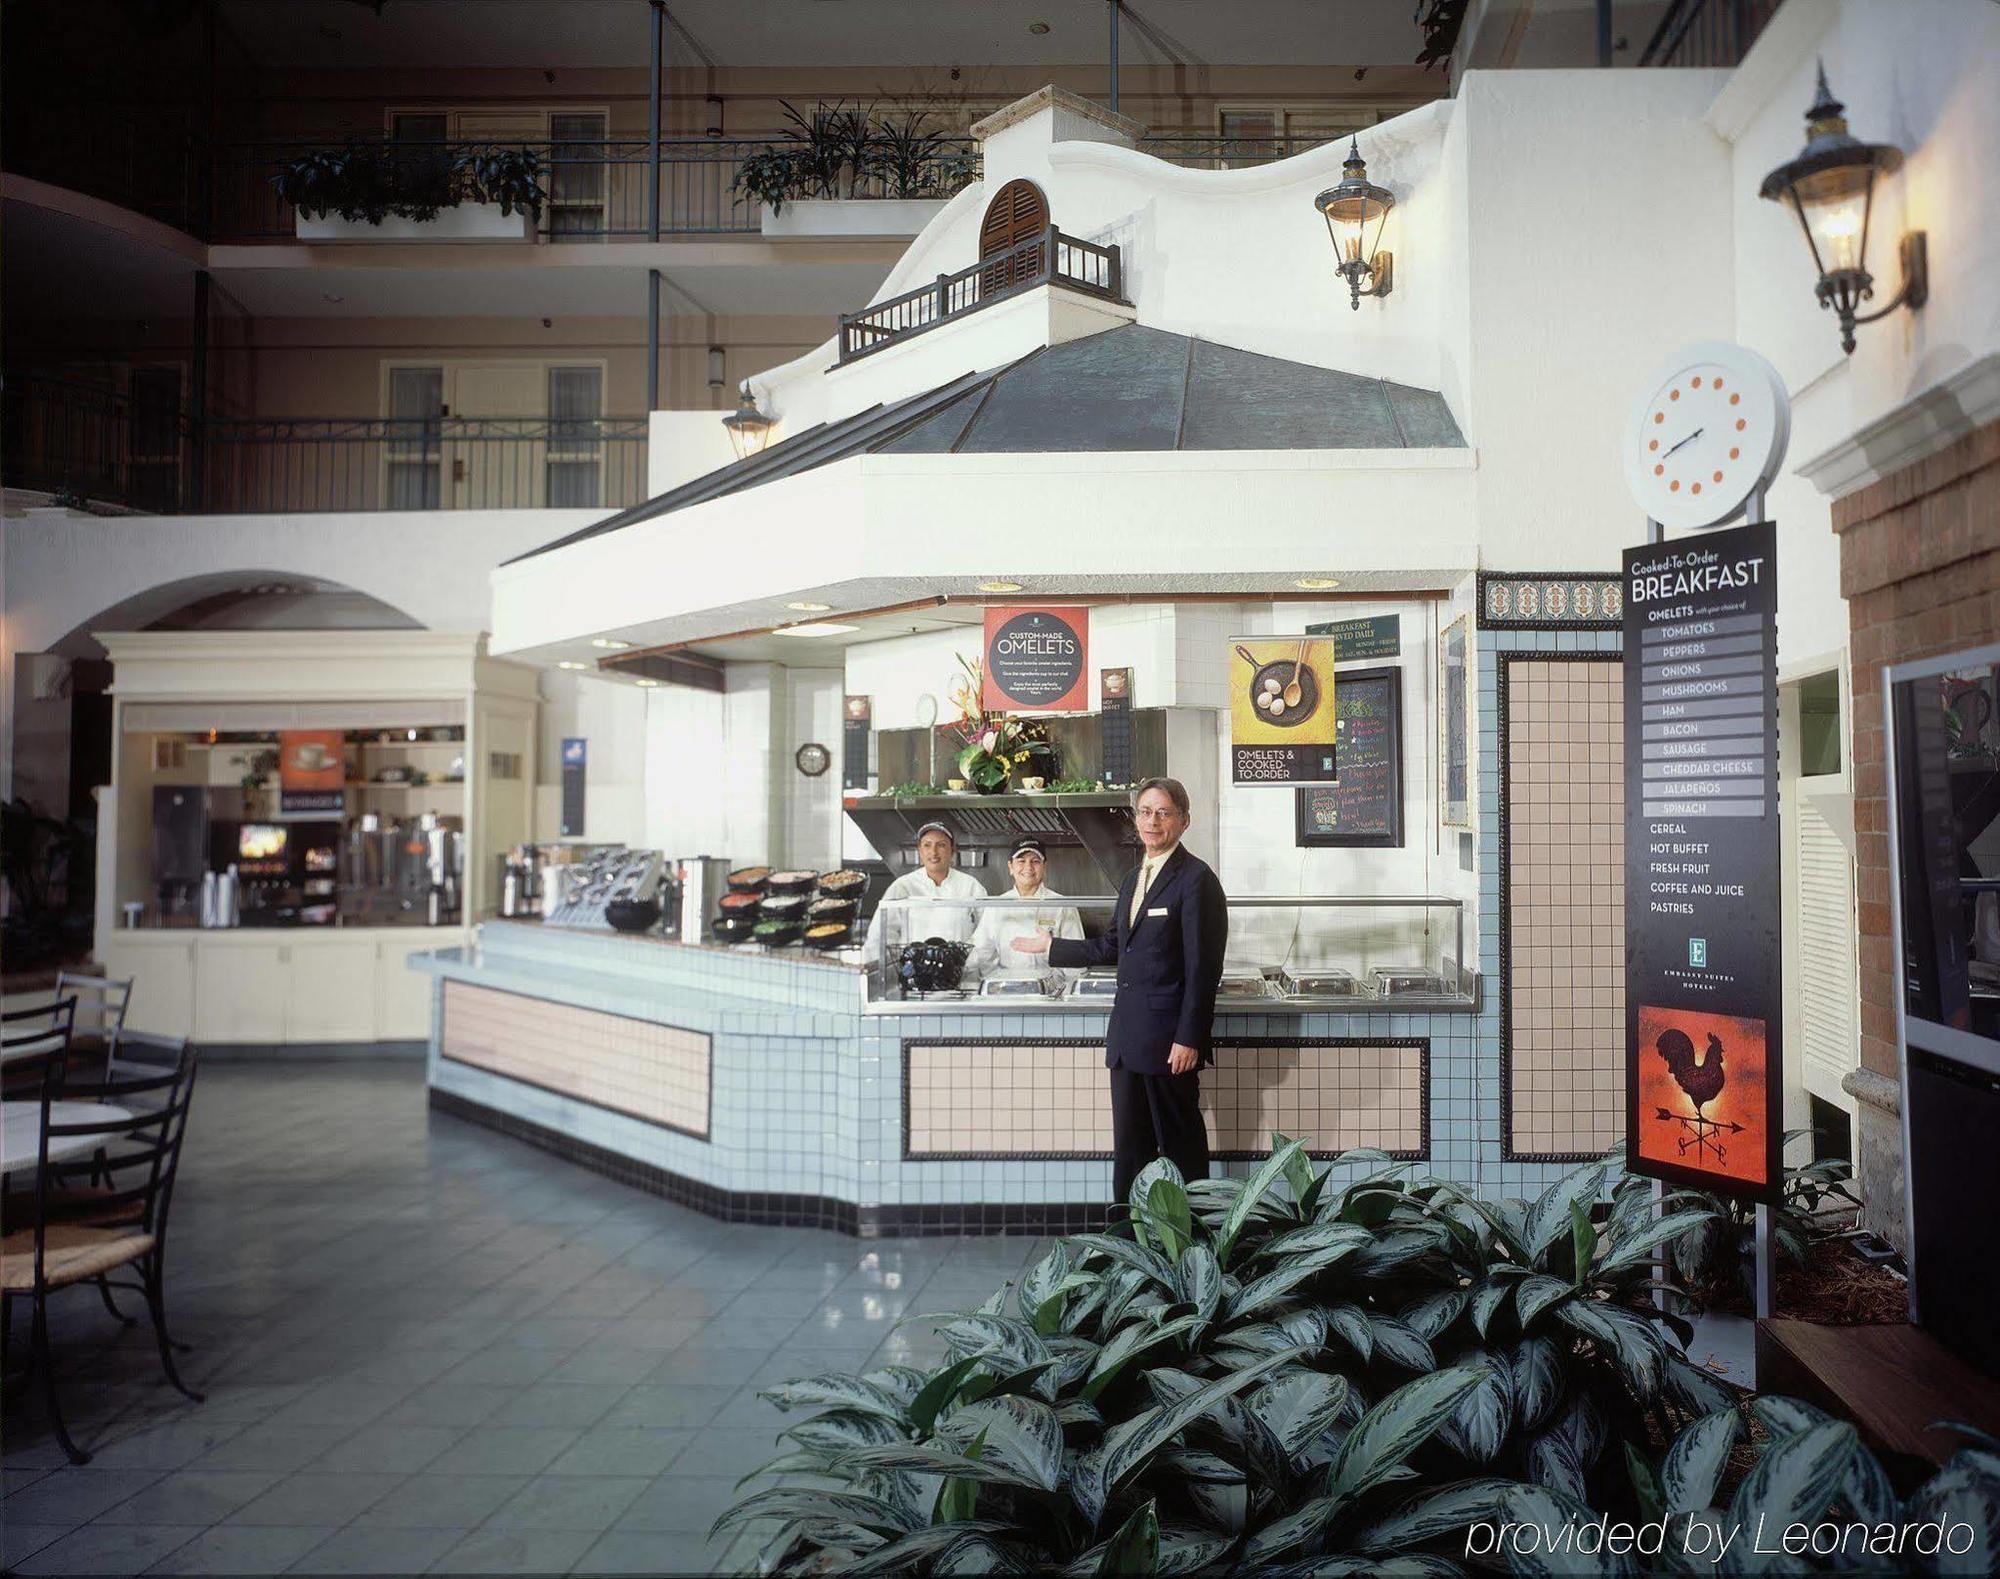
top-left (966, 884), bottom-right (1085, 988)
top-left (864, 865), bottom-right (988, 964)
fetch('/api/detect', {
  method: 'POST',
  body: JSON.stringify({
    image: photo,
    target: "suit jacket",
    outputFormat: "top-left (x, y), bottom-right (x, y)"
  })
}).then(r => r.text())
top-left (1048, 845), bottom-right (1228, 1074)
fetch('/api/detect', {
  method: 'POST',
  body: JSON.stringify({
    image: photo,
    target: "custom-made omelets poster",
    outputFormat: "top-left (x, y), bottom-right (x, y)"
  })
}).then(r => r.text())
top-left (1229, 636), bottom-right (1338, 785)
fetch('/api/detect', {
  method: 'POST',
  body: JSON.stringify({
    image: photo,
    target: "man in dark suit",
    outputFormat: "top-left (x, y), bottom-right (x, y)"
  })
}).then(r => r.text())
top-left (1012, 776), bottom-right (1228, 1205)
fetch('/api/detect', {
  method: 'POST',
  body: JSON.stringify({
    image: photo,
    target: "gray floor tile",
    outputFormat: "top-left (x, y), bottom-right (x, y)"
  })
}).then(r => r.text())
top-left (69, 1418), bottom-right (250, 1474)
top-left (262, 1381), bottom-right (407, 1430)
top-left (598, 1384), bottom-right (737, 1431)
top-left (436, 1345), bottom-right (568, 1387)
top-left (2, 1525), bottom-right (78, 1570)
top-left (424, 1526), bottom-right (599, 1575)
top-left (611, 1474), bottom-right (742, 1534)
top-left (221, 1471), bottom-right (398, 1527)
top-left (145, 1524), bottom-right (338, 1575)
top-left (639, 1347), bottom-right (771, 1387)
top-left (282, 1523), bottom-right (464, 1574)
top-left (667, 1428), bottom-right (798, 1482)
top-left (185, 1424), bottom-right (355, 1475)
top-left (381, 1381), bottom-right (517, 1428)
top-left (3, 1468), bottom-right (170, 1526)
top-left (574, 1528), bottom-right (725, 1575)
top-left (432, 1426), bottom-right (581, 1476)
top-left (362, 1472), bottom-right (529, 1529)
top-left (542, 1426), bottom-right (697, 1479)
top-left (93, 1470), bottom-right (282, 1526)
top-left (480, 1473), bottom-right (651, 1530)
top-left (538, 1345), bottom-right (658, 1387)
top-left (13, 1522), bottom-right (202, 1576)
top-left (483, 1381), bottom-right (629, 1431)
top-left (307, 1423), bottom-right (466, 1475)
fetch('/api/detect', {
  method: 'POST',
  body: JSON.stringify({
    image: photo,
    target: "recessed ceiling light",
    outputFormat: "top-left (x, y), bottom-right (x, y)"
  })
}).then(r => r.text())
top-left (1294, 576), bottom-right (1343, 590)
top-left (635, 678), bottom-right (660, 688)
top-left (1029, 20), bottom-right (1051, 34)
top-left (322, 294), bottom-right (344, 304)
top-left (774, 622), bottom-right (859, 638)
top-left (590, 637), bottom-right (631, 649)
top-left (556, 660), bottom-right (589, 670)
top-left (785, 600), bottom-right (833, 612)
top-left (977, 580), bottom-right (1024, 593)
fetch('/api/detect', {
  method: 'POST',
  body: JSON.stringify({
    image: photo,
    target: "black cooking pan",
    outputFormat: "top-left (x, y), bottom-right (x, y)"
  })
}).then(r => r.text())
top-left (1235, 644), bottom-right (1323, 729)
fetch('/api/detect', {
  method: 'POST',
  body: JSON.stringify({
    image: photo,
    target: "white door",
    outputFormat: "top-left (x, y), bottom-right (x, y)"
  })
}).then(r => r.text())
top-left (447, 361), bottom-right (545, 508)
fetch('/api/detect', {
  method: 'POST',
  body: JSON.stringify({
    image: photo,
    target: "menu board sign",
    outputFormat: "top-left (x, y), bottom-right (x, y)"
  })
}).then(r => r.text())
top-left (279, 729), bottom-right (345, 816)
top-left (1305, 612), bottom-right (1402, 661)
top-left (1295, 666), bottom-right (1403, 846)
top-left (560, 737), bottom-right (587, 838)
top-left (1230, 636), bottom-right (1339, 786)
top-left (983, 606), bottom-right (1088, 712)
top-left (1100, 667), bottom-right (1134, 787)
top-left (1623, 520), bottom-right (1782, 1203)
top-left (842, 695), bottom-right (872, 791)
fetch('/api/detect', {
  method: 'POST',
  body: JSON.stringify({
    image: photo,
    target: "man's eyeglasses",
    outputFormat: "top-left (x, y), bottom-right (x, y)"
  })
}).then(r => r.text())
top-left (1135, 806), bottom-right (1183, 823)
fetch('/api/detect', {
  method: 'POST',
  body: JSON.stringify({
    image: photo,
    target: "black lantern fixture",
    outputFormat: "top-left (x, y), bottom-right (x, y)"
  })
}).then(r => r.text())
top-left (721, 382), bottom-right (774, 460)
top-left (1758, 61), bottom-right (1927, 356)
top-left (1313, 137), bottom-right (1395, 310)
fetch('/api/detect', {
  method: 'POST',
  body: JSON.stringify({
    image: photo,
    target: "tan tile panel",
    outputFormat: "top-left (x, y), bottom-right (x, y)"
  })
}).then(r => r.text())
top-left (907, 1041), bottom-right (1424, 1158)
top-left (441, 981), bottom-right (709, 1139)
top-left (1504, 658), bottom-right (1625, 1157)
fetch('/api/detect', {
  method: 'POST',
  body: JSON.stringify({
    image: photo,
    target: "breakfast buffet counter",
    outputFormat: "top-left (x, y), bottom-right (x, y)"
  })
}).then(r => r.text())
top-left (416, 919), bottom-right (1473, 1235)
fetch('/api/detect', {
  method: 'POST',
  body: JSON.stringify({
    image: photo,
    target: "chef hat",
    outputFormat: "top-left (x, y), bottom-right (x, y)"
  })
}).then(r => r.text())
top-left (1010, 837), bottom-right (1048, 860)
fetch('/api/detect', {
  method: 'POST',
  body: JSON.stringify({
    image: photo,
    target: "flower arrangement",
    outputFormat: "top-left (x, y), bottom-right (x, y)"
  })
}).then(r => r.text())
top-left (949, 655), bottom-right (1045, 793)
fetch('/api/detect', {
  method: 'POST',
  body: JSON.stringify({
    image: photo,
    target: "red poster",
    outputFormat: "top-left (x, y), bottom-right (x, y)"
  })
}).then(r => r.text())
top-left (279, 730), bottom-right (344, 792)
top-left (981, 606), bottom-right (1088, 713)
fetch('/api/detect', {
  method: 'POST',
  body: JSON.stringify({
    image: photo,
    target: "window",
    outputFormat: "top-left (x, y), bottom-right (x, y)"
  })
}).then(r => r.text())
top-left (546, 366), bottom-right (603, 507)
top-left (127, 366), bottom-right (182, 512)
top-left (1798, 669), bottom-right (1843, 777)
top-left (547, 112), bottom-right (608, 241)
top-left (389, 112), bottom-right (452, 208)
top-left (385, 366), bottom-right (443, 509)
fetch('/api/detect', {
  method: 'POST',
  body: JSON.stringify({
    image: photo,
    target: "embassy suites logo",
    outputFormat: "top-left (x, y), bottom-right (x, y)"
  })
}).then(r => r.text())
top-left (1465, 1513), bottom-right (1978, 1565)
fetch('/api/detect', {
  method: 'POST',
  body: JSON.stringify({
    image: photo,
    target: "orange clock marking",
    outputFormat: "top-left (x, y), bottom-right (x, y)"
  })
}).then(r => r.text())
top-left (1692, 483), bottom-right (1703, 494)
top-left (1713, 471), bottom-right (1724, 483)
top-left (1655, 464), bottom-right (1664, 476)
top-left (1649, 439), bottom-right (1659, 452)
top-left (1654, 412), bottom-right (1665, 425)
top-left (1670, 480), bottom-right (1680, 492)
top-left (1736, 418), bottom-right (1747, 431)
top-left (1670, 389), bottom-right (1680, 401)
top-left (1730, 393), bottom-right (1741, 405)
top-left (1729, 447), bottom-right (1740, 459)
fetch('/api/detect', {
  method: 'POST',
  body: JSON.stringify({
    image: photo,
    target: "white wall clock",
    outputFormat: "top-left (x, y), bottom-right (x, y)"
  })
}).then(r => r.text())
top-left (1623, 341), bottom-right (1790, 531)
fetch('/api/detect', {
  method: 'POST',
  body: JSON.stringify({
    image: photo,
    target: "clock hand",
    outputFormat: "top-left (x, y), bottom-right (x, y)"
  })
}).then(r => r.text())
top-left (1662, 426), bottom-right (1705, 460)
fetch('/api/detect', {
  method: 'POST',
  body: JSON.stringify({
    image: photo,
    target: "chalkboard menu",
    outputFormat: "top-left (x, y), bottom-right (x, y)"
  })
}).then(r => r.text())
top-left (1294, 666), bottom-right (1403, 848)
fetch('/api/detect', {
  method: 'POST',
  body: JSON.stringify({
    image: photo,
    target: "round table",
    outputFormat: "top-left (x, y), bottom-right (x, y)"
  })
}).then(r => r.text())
top-left (0, 1101), bottom-right (136, 1179)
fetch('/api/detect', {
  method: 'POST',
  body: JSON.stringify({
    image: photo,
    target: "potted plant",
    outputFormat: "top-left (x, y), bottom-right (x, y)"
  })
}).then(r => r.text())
top-left (278, 137), bottom-right (540, 241)
top-left (454, 144), bottom-right (546, 222)
top-left (744, 100), bottom-right (974, 238)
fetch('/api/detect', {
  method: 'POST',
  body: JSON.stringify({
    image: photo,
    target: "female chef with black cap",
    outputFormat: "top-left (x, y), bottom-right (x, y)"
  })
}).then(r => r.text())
top-left (966, 836), bottom-right (1084, 988)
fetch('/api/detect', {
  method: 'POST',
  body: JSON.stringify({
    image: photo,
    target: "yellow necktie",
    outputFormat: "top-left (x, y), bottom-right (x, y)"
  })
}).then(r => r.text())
top-left (1129, 858), bottom-right (1156, 927)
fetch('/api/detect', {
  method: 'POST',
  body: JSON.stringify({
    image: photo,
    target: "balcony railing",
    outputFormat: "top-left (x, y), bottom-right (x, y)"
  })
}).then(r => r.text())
top-left (836, 225), bottom-right (1124, 364)
top-left (3, 379), bottom-right (648, 515)
top-left (210, 136), bottom-right (981, 242)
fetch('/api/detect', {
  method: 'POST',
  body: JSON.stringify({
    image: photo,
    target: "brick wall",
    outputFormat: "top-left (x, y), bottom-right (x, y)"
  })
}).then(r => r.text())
top-left (1834, 417), bottom-right (2000, 1246)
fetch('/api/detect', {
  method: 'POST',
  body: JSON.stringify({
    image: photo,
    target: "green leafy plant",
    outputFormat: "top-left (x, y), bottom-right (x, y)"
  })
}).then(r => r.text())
top-left (884, 780), bottom-right (949, 799)
top-left (716, 1141), bottom-right (1738, 1573)
top-left (272, 139), bottom-right (545, 226)
top-left (733, 99), bottom-right (976, 215)
top-left (1671, 1133), bottom-right (1863, 1313)
top-left (956, 718), bottom-right (1035, 793)
top-left (452, 143), bottom-right (546, 219)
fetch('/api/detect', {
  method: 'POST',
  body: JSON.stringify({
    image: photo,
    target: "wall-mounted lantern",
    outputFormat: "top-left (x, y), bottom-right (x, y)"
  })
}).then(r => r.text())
top-left (721, 383), bottom-right (775, 460)
top-left (1313, 137), bottom-right (1395, 310)
top-left (1758, 62), bottom-right (1927, 356)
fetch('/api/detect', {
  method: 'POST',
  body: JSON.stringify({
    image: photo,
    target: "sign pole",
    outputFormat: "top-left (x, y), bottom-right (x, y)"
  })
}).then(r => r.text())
top-left (1745, 483), bottom-right (1776, 1323)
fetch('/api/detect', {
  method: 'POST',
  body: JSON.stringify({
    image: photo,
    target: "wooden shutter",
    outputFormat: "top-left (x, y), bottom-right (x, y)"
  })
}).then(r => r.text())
top-left (1796, 794), bottom-right (1860, 1106)
top-left (978, 179), bottom-right (1049, 297)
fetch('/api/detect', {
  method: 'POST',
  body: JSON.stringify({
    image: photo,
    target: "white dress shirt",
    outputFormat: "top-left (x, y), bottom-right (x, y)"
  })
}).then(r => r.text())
top-left (966, 883), bottom-right (1085, 987)
top-left (864, 865), bottom-right (988, 963)
top-left (1129, 843), bottom-right (1180, 926)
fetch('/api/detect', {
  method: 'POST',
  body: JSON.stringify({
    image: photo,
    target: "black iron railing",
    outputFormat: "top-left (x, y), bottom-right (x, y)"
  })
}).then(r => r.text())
top-left (836, 225), bottom-right (1124, 363)
top-left (210, 136), bottom-right (981, 242)
top-left (1639, 0), bottom-right (1777, 67)
top-left (3, 378), bottom-right (648, 515)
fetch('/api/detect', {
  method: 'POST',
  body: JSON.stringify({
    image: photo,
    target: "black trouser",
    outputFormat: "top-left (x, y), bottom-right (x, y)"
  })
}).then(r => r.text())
top-left (1109, 1063), bottom-right (1210, 1207)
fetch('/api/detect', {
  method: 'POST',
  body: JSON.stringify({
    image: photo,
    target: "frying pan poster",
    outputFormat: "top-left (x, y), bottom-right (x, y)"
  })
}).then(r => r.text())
top-left (1622, 520), bottom-right (1782, 1202)
top-left (1229, 636), bottom-right (1338, 785)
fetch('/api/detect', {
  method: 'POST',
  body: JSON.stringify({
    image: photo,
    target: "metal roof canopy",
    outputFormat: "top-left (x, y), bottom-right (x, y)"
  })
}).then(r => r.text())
top-left (514, 324), bottom-right (1465, 565)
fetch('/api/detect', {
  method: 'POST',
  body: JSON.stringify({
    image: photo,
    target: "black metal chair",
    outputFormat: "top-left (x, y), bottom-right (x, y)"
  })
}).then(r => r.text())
top-left (0, 1038), bottom-right (201, 1464)
top-left (1, 995), bottom-right (77, 1097)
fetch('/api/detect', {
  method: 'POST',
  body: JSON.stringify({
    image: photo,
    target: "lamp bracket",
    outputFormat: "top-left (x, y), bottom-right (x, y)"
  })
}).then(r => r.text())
top-left (1852, 230), bottom-right (1929, 326)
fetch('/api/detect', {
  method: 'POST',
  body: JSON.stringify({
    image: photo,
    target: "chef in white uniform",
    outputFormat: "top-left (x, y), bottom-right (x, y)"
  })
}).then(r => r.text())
top-left (966, 837), bottom-right (1084, 989)
top-left (865, 821), bottom-right (987, 966)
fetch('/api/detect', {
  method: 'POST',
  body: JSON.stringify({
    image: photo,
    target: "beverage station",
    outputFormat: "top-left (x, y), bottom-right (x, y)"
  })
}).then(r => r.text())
top-left (94, 630), bottom-right (539, 1046)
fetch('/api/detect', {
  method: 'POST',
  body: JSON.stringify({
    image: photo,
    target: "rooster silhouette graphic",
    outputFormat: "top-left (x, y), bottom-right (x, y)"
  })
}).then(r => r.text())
top-left (1653, 1026), bottom-right (1742, 1161)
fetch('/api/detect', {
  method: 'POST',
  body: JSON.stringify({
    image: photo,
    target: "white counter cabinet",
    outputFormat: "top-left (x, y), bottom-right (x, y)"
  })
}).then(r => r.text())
top-left (102, 927), bottom-right (460, 1045)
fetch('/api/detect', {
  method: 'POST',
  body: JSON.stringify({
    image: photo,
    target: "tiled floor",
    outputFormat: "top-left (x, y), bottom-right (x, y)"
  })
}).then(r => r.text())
top-left (2, 1058), bottom-right (1049, 1575)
